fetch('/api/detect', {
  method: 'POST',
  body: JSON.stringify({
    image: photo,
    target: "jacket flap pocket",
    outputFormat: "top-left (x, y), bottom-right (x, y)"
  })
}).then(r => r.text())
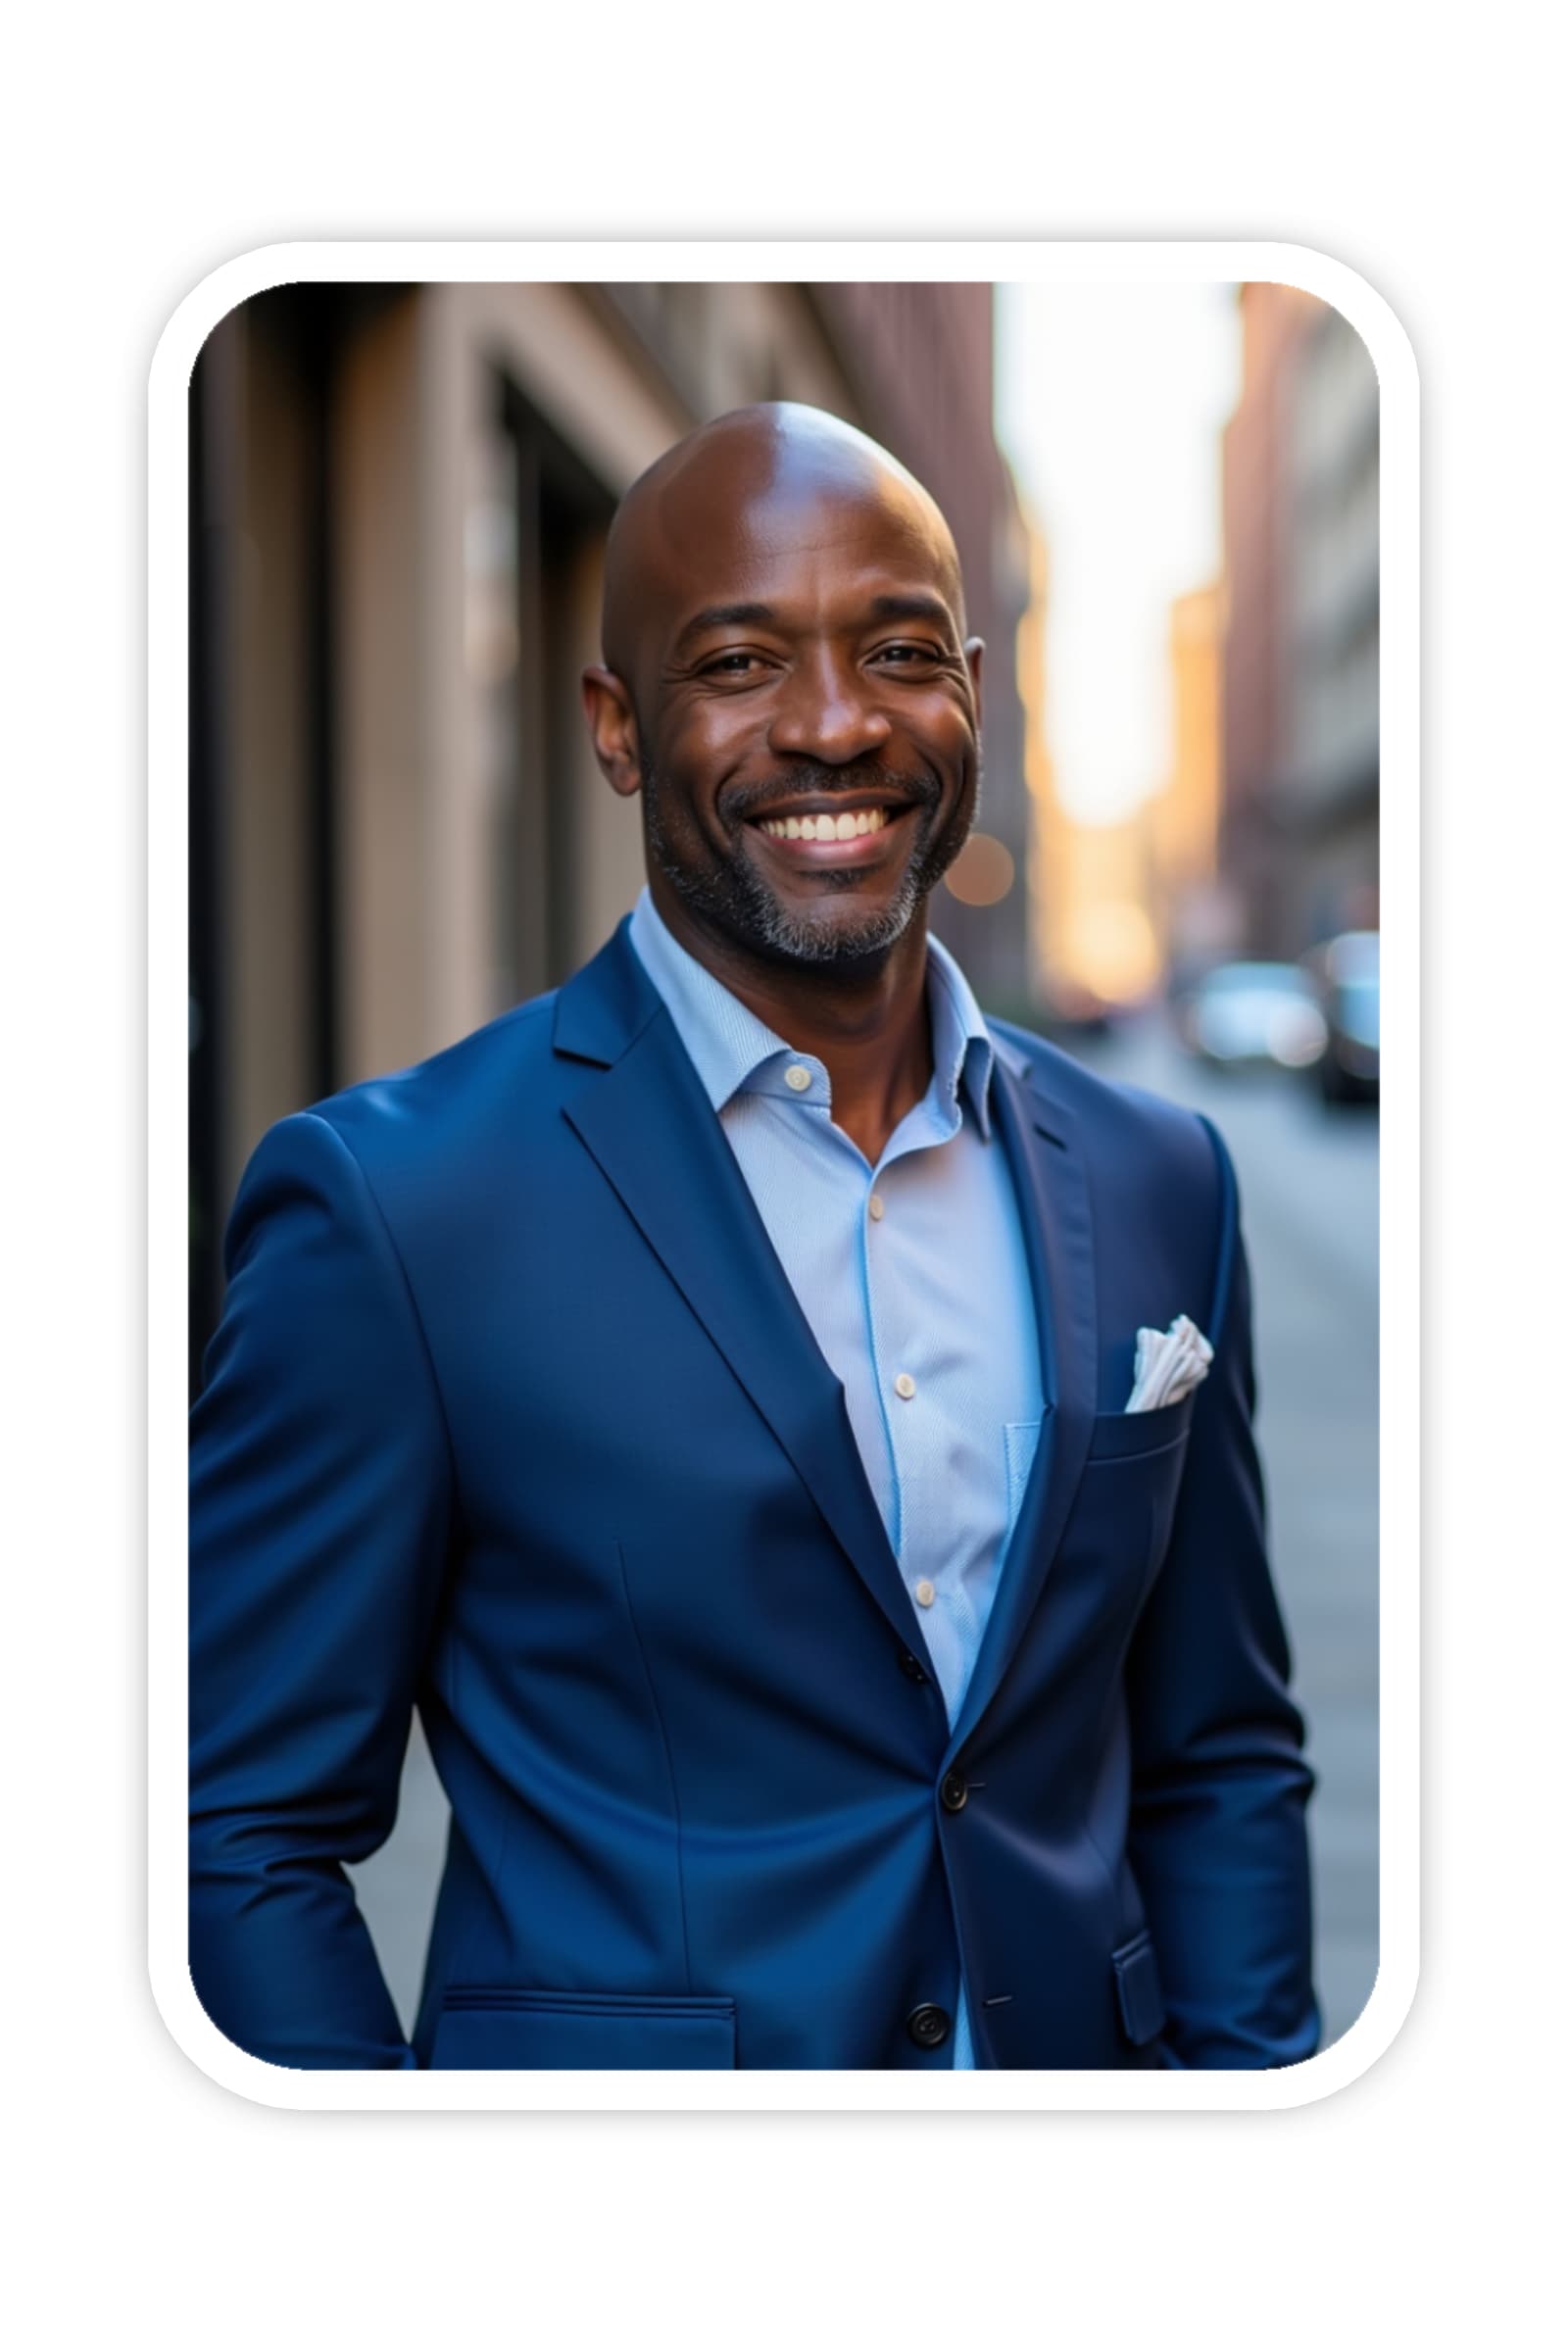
top-left (430, 1988), bottom-right (737, 2071)
top-left (1111, 1933), bottom-right (1166, 2047)
top-left (1087, 1391), bottom-right (1197, 1463)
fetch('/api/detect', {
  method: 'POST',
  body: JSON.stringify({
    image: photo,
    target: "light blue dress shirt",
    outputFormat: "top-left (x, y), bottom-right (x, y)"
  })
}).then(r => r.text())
top-left (627, 888), bottom-right (1044, 2068)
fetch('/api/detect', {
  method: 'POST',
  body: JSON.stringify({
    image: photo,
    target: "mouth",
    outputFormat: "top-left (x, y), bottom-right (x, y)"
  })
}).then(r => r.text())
top-left (741, 798), bottom-right (919, 868)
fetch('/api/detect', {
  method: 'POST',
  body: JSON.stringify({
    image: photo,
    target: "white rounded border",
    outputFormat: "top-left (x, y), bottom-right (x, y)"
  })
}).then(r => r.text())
top-left (149, 237), bottom-right (1417, 2114)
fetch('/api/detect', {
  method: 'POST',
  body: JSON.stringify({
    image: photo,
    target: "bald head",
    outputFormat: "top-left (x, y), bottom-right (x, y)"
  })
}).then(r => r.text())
top-left (601, 403), bottom-right (966, 691)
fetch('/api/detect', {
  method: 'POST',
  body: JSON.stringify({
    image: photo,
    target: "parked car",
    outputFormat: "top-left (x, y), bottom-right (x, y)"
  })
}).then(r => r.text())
top-left (1180, 960), bottom-right (1330, 1072)
top-left (1300, 930), bottom-right (1380, 1104)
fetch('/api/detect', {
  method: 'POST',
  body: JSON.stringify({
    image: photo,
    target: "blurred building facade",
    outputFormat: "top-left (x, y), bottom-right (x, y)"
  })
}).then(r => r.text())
top-left (1218, 284), bottom-right (1380, 958)
top-left (188, 280), bottom-right (1032, 1386)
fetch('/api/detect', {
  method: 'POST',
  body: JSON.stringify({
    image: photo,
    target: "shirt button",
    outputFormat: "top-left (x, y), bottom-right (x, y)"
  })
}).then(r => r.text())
top-left (894, 1372), bottom-right (916, 1400)
top-left (914, 1579), bottom-right (936, 1608)
top-left (784, 1064), bottom-right (811, 1093)
top-left (868, 1194), bottom-right (886, 1221)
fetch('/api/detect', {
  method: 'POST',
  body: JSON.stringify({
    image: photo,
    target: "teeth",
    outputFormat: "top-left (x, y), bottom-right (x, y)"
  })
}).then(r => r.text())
top-left (759, 808), bottom-right (891, 842)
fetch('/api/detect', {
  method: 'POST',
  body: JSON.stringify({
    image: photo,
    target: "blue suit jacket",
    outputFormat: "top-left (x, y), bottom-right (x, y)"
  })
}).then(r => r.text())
top-left (189, 918), bottom-right (1318, 2071)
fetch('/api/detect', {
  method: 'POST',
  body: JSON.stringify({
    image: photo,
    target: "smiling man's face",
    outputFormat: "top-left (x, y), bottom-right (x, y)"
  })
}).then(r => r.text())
top-left (585, 407), bottom-right (984, 978)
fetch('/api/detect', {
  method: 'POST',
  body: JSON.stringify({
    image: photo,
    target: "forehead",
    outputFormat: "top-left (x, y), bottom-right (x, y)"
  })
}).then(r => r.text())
top-left (645, 459), bottom-right (961, 637)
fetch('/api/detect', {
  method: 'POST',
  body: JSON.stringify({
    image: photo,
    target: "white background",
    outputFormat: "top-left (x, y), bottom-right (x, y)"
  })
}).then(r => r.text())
top-left (5, 2), bottom-right (1560, 2341)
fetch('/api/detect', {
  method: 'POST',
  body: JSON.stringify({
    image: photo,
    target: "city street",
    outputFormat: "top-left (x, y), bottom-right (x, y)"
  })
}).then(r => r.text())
top-left (351, 1010), bottom-right (1379, 2056)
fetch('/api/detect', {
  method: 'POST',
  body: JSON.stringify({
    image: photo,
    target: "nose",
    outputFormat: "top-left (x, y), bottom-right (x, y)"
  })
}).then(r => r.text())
top-left (765, 645), bottom-right (893, 765)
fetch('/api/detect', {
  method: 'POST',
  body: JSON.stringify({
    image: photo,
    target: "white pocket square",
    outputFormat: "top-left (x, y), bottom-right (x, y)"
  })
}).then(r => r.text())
top-left (1125, 1314), bottom-right (1213, 1412)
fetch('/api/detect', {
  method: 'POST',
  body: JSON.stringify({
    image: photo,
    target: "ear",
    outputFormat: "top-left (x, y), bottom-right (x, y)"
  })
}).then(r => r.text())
top-left (581, 666), bottom-right (643, 798)
top-left (963, 636), bottom-right (985, 726)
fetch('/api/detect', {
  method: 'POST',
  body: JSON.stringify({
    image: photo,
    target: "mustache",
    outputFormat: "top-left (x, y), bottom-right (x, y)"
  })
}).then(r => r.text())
top-left (718, 763), bottom-right (942, 825)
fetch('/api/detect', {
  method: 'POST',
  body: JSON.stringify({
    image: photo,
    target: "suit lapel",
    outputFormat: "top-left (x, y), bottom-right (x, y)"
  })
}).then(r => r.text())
top-left (948, 1051), bottom-right (1099, 1751)
top-left (557, 928), bottom-right (931, 1663)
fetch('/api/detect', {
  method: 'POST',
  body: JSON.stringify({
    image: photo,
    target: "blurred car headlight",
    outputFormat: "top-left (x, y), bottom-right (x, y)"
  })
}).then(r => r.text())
top-left (1266, 1002), bottom-right (1329, 1066)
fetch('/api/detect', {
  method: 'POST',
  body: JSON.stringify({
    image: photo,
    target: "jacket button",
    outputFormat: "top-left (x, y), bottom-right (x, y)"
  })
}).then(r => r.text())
top-left (906, 2003), bottom-right (951, 2049)
top-left (899, 1651), bottom-right (929, 1684)
top-left (940, 1770), bottom-right (968, 1813)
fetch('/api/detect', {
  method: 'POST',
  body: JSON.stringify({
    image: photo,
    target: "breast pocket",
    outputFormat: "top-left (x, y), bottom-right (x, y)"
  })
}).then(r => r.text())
top-left (1083, 1389), bottom-right (1197, 1464)
top-left (1069, 1392), bottom-right (1198, 1599)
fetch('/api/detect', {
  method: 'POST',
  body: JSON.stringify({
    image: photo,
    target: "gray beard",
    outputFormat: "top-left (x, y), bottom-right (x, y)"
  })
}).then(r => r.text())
top-left (641, 763), bottom-right (973, 971)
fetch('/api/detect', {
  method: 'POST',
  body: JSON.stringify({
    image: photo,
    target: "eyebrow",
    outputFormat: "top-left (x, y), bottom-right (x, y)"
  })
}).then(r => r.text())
top-left (862, 593), bottom-right (958, 631)
top-left (670, 591), bottom-right (958, 655)
top-left (671, 602), bottom-right (779, 653)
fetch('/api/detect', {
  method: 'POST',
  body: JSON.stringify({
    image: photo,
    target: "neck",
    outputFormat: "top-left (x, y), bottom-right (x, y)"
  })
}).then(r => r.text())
top-left (650, 884), bottom-right (935, 1164)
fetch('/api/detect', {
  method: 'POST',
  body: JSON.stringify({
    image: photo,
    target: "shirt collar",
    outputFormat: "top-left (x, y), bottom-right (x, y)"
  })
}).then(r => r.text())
top-left (626, 887), bottom-right (1017, 1139)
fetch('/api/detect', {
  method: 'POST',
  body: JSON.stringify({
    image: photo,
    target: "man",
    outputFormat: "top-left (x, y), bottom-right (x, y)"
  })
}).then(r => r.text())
top-left (189, 402), bottom-right (1318, 2072)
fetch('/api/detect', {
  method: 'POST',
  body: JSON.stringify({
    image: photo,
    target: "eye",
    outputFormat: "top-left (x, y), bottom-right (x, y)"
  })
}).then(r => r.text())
top-left (700, 650), bottom-right (769, 677)
top-left (872, 641), bottom-right (946, 668)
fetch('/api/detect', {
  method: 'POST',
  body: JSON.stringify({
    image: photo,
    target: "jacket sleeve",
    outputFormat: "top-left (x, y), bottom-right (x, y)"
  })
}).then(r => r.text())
top-left (1122, 1117), bottom-right (1320, 2068)
top-left (188, 1110), bottom-right (454, 2069)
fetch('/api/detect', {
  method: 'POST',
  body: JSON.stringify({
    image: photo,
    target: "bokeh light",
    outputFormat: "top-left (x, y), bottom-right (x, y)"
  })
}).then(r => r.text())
top-left (944, 832), bottom-right (1016, 908)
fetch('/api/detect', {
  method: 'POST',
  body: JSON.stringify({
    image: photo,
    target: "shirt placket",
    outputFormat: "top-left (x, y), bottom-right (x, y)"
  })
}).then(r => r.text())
top-left (867, 1105), bottom-right (967, 1709)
